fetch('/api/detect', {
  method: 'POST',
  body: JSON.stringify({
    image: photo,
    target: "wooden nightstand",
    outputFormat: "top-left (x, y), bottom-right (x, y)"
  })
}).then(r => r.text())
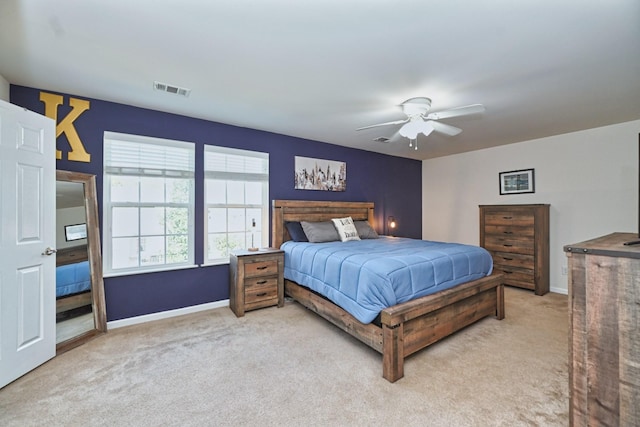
top-left (229, 248), bottom-right (284, 317)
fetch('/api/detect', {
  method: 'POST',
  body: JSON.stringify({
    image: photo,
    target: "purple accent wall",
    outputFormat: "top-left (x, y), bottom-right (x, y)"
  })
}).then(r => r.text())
top-left (11, 85), bottom-right (422, 321)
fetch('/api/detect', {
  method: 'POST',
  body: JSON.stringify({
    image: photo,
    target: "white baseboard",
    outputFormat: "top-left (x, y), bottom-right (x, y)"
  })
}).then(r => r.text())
top-left (107, 299), bottom-right (230, 330)
top-left (549, 286), bottom-right (568, 295)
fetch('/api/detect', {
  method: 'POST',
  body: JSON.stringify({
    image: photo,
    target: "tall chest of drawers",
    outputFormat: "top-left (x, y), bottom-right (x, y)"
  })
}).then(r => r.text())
top-left (479, 204), bottom-right (550, 295)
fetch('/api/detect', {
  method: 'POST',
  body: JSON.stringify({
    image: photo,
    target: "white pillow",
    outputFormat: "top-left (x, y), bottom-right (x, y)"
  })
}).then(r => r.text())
top-left (331, 217), bottom-right (361, 242)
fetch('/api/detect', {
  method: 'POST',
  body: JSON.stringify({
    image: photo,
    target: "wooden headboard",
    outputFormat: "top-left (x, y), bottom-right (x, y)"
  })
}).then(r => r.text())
top-left (272, 200), bottom-right (375, 248)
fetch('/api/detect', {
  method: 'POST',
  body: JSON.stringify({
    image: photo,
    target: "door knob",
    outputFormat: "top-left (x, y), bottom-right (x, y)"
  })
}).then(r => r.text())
top-left (42, 247), bottom-right (57, 256)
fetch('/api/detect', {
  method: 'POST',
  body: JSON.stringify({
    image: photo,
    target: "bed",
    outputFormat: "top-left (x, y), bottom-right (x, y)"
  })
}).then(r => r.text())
top-left (56, 245), bottom-right (92, 315)
top-left (56, 261), bottom-right (91, 297)
top-left (272, 199), bottom-right (504, 382)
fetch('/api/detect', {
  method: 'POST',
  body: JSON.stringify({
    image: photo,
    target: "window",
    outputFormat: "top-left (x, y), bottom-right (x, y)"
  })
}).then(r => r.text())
top-left (103, 132), bottom-right (195, 275)
top-left (204, 145), bottom-right (269, 264)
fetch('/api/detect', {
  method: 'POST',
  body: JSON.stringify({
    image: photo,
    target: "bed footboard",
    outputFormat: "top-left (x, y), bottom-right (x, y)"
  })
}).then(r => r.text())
top-left (380, 274), bottom-right (504, 382)
top-left (56, 291), bottom-right (92, 314)
top-left (285, 273), bottom-right (504, 382)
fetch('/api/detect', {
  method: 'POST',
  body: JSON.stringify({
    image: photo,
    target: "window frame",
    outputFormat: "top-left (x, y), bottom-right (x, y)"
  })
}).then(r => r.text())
top-left (102, 132), bottom-right (196, 277)
top-left (203, 145), bottom-right (269, 265)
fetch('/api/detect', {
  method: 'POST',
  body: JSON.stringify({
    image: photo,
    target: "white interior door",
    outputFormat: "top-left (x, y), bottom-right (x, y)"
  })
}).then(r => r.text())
top-left (0, 100), bottom-right (56, 388)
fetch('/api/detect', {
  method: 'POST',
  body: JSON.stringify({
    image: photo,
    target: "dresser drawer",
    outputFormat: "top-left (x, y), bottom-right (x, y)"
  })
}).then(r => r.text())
top-left (483, 224), bottom-right (535, 237)
top-left (492, 265), bottom-right (535, 290)
top-left (244, 259), bottom-right (279, 277)
top-left (484, 235), bottom-right (534, 255)
top-left (491, 251), bottom-right (534, 270)
top-left (484, 212), bottom-right (535, 227)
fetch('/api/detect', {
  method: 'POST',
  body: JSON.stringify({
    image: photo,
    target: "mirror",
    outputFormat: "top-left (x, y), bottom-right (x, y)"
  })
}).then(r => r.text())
top-left (55, 170), bottom-right (106, 354)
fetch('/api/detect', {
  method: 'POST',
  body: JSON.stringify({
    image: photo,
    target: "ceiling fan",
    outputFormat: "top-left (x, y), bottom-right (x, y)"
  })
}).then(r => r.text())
top-left (357, 97), bottom-right (485, 150)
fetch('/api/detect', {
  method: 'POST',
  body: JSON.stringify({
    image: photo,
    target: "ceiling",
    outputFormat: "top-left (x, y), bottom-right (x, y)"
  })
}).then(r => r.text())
top-left (1, 0), bottom-right (639, 161)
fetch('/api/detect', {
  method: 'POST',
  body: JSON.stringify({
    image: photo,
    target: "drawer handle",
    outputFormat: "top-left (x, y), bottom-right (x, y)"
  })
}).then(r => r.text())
top-left (256, 280), bottom-right (267, 285)
top-left (503, 244), bottom-right (513, 247)
top-left (503, 216), bottom-right (513, 219)
top-left (503, 271), bottom-right (513, 274)
top-left (256, 266), bottom-right (268, 270)
top-left (503, 231), bottom-right (513, 234)
top-left (503, 257), bottom-right (513, 261)
top-left (256, 292), bottom-right (267, 297)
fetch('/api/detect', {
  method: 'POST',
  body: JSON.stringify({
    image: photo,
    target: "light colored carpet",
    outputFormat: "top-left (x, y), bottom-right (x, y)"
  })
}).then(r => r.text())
top-left (0, 287), bottom-right (568, 426)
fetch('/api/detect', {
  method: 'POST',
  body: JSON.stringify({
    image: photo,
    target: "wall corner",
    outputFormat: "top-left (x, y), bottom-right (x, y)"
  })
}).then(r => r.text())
top-left (0, 74), bottom-right (9, 102)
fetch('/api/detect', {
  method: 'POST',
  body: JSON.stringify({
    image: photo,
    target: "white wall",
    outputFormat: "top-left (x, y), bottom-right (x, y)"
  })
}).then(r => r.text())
top-left (422, 120), bottom-right (640, 294)
top-left (0, 74), bottom-right (9, 102)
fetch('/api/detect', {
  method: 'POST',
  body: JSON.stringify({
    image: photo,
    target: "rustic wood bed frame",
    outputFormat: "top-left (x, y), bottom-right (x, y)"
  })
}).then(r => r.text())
top-left (272, 199), bottom-right (504, 382)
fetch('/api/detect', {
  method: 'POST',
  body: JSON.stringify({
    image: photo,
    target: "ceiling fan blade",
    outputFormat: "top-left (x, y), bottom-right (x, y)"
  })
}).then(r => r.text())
top-left (356, 119), bottom-right (408, 131)
top-left (426, 104), bottom-right (485, 120)
top-left (428, 120), bottom-right (462, 136)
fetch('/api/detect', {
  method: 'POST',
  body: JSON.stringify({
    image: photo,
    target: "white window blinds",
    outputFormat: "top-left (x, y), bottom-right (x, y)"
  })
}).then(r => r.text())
top-left (104, 131), bottom-right (195, 177)
top-left (204, 145), bottom-right (268, 180)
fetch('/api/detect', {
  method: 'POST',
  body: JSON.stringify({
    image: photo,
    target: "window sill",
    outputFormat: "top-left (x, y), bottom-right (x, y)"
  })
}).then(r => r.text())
top-left (103, 263), bottom-right (199, 278)
top-left (199, 260), bottom-right (230, 267)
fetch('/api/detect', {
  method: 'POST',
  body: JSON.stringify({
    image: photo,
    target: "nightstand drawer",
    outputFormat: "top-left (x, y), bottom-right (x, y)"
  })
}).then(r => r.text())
top-left (244, 260), bottom-right (279, 277)
top-left (245, 278), bottom-right (278, 304)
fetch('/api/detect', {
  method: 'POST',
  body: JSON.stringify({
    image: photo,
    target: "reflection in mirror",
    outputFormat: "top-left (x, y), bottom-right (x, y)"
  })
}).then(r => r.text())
top-left (56, 171), bottom-right (106, 354)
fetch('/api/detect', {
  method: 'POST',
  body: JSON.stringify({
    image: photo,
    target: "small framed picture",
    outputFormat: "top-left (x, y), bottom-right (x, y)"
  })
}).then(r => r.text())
top-left (499, 169), bottom-right (535, 195)
top-left (64, 223), bottom-right (87, 241)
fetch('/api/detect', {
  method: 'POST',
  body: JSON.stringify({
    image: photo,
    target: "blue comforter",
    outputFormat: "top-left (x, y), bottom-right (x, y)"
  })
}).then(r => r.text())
top-left (282, 237), bottom-right (493, 324)
top-left (56, 261), bottom-right (91, 298)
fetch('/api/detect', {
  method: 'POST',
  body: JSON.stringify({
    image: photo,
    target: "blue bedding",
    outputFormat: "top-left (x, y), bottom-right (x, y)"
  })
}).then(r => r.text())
top-left (56, 261), bottom-right (91, 298)
top-left (282, 237), bottom-right (493, 324)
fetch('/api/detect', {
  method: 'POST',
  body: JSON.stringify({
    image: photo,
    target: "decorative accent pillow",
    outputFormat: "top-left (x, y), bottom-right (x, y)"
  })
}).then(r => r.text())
top-left (354, 220), bottom-right (379, 239)
top-left (300, 221), bottom-right (341, 243)
top-left (331, 217), bottom-right (361, 242)
top-left (285, 221), bottom-right (308, 242)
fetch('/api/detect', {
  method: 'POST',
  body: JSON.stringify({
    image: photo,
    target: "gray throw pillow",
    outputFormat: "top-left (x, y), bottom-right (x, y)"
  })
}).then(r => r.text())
top-left (300, 221), bottom-right (340, 243)
top-left (354, 221), bottom-right (379, 239)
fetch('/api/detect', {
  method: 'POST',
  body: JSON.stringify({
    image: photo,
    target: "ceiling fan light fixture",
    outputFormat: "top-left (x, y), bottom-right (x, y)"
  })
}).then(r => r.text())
top-left (418, 121), bottom-right (435, 137)
top-left (398, 119), bottom-right (435, 140)
top-left (398, 120), bottom-right (421, 139)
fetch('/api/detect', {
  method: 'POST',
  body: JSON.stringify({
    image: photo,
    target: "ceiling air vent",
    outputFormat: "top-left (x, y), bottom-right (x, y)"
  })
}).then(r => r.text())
top-left (373, 137), bottom-right (390, 143)
top-left (153, 81), bottom-right (191, 97)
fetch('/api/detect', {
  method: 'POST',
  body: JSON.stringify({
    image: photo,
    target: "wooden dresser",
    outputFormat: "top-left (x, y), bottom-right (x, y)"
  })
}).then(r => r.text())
top-left (229, 248), bottom-right (284, 317)
top-left (564, 233), bottom-right (640, 426)
top-left (479, 204), bottom-right (550, 295)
